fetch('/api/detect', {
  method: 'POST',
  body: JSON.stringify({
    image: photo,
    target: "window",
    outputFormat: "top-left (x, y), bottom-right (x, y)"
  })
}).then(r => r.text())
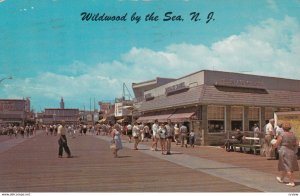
top-left (249, 107), bottom-right (260, 131)
top-left (208, 105), bottom-right (225, 133)
top-left (231, 106), bottom-right (243, 131)
top-left (249, 120), bottom-right (259, 131)
top-left (208, 120), bottom-right (224, 133)
top-left (208, 105), bottom-right (225, 119)
top-left (231, 121), bottom-right (242, 131)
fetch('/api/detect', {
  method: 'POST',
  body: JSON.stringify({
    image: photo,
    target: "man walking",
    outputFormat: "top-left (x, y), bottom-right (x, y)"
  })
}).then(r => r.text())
top-left (264, 119), bottom-right (276, 160)
top-left (180, 123), bottom-right (188, 147)
top-left (165, 120), bottom-right (174, 155)
top-left (58, 121), bottom-right (72, 158)
top-left (151, 119), bottom-right (159, 151)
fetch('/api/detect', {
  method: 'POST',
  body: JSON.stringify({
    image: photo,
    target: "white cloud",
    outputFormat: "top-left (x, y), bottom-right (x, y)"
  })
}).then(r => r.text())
top-left (2, 16), bottom-right (300, 110)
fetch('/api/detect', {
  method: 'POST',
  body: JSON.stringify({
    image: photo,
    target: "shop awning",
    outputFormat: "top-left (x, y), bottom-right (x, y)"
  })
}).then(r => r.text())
top-left (136, 116), bottom-right (156, 123)
top-left (156, 114), bottom-right (172, 122)
top-left (136, 114), bottom-right (172, 123)
top-left (168, 112), bottom-right (195, 122)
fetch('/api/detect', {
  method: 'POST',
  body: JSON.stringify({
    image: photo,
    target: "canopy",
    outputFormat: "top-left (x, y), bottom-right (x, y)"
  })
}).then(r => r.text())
top-left (168, 112), bottom-right (195, 122)
top-left (136, 114), bottom-right (172, 123)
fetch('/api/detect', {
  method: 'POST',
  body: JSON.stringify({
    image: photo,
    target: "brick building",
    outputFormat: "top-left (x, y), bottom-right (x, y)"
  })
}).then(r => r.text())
top-left (0, 98), bottom-right (31, 125)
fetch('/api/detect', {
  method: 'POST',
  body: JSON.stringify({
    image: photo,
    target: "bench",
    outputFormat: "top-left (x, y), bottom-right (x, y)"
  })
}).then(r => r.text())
top-left (232, 143), bottom-right (261, 155)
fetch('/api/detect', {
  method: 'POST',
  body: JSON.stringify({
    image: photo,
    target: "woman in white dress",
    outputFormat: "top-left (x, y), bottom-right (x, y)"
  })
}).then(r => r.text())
top-left (111, 124), bottom-right (123, 158)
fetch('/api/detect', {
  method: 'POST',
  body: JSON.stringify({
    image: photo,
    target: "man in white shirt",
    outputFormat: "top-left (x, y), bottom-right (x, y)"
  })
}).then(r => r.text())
top-left (132, 122), bottom-right (140, 150)
top-left (151, 119), bottom-right (159, 151)
top-left (58, 121), bottom-right (72, 158)
top-left (264, 119), bottom-right (275, 159)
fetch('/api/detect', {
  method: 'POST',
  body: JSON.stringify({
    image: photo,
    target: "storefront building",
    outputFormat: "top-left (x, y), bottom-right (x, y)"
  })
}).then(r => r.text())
top-left (134, 70), bottom-right (300, 145)
top-left (0, 98), bottom-right (31, 125)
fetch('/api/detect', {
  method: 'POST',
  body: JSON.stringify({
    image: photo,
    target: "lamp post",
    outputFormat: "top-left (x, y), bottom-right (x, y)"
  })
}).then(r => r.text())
top-left (0, 76), bottom-right (13, 84)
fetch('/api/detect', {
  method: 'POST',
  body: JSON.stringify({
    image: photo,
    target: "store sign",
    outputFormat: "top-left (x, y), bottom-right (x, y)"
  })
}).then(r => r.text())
top-left (165, 82), bottom-right (189, 95)
top-left (93, 113), bottom-right (99, 121)
top-left (87, 114), bottom-right (93, 122)
top-left (114, 103), bottom-right (123, 117)
top-left (214, 79), bottom-right (265, 89)
top-left (0, 100), bottom-right (25, 112)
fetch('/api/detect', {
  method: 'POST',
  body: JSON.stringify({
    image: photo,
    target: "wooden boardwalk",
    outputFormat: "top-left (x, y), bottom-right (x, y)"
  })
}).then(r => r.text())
top-left (0, 131), bottom-right (299, 192)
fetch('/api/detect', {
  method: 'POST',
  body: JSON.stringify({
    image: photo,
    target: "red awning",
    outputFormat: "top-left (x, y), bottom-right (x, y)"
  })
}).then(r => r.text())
top-left (168, 112), bottom-right (195, 122)
top-left (136, 116), bottom-right (156, 123)
top-left (155, 114), bottom-right (172, 122)
top-left (136, 114), bottom-right (172, 123)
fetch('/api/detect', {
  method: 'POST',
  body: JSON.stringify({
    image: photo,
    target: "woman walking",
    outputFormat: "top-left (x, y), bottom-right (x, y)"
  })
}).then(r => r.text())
top-left (111, 124), bottom-right (123, 158)
top-left (275, 122), bottom-right (299, 187)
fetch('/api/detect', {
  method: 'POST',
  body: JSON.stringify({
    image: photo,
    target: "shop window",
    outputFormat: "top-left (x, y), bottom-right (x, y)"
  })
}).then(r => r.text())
top-left (231, 121), bottom-right (242, 131)
top-left (249, 120), bottom-right (259, 131)
top-left (208, 120), bottom-right (224, 133)
top-left (207, 106), bottom-right (225, 133)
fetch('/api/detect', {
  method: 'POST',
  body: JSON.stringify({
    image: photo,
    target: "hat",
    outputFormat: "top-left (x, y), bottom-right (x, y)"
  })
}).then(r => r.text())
top-left (282, 122), bottom-right (291, 131)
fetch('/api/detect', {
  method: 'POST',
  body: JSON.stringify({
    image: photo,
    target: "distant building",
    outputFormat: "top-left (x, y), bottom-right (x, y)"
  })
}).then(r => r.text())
top-left (98, 102), bottom-right (115, 124)
top-left (0, 98), bottom-right (31, 125)
top-left (42, 108), bottom-right (79, 125)
top-left (41, 98), bottom-right (79, 125)
top-left (114, 99), bottom-right (133, 124)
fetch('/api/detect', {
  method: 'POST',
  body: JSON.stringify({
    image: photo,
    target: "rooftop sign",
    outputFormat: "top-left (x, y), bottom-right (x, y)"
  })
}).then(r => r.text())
top-left (214, 78), bottom-right (265, 89)
top-left (165, 82), bottom-right (189, 95)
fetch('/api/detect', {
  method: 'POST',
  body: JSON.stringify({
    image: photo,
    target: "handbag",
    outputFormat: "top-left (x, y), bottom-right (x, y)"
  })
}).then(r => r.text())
top-left (271, 139), bottom-right (277, 145)
top-left (110, 140), bottom-right (116, 149)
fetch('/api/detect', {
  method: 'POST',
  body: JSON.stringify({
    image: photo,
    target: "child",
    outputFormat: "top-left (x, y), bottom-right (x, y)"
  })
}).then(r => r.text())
top-left (189, 130), bottom-right (195, 148)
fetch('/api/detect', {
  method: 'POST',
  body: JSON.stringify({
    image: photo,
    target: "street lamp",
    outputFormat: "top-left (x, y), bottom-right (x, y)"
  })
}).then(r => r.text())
top-left (0, 76), bottom-right (13, 84)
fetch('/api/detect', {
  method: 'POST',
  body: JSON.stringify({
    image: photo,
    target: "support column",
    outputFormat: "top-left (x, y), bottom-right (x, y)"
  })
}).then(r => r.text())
top-left (260, 107), bottom-right (265, 131)
top-left (225, 106), bottom-right (231, 138)
top-left (243, 106), bottom-right (249, 131)
top-left (201, 105), bottom-right (208, 146)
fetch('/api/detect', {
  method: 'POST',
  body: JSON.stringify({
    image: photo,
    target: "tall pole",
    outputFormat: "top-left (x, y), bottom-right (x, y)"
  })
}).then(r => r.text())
top-left (94, 97), bottom-right (96, 112)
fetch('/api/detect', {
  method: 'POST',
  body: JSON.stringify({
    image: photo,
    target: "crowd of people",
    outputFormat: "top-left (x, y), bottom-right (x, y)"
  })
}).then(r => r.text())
top-left (2, 118), bottom-right (299, 187)
top-left (0, 124), bottom-right (37, 138)
top-left (108, 119), bottom-right (196, 157)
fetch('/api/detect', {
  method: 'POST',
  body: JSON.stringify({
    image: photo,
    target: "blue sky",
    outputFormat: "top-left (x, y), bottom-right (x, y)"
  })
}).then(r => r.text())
top-left (0, 0), bottom-right (300, 112)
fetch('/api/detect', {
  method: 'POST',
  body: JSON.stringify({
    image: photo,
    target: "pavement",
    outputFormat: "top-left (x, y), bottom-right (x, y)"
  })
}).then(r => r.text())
top-left (0, 130), bottom-right (300, 192)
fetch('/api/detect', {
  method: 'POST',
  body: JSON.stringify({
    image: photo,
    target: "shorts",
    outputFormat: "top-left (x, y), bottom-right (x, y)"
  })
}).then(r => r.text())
top-left (154, 134), bottom-right (160, 139)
